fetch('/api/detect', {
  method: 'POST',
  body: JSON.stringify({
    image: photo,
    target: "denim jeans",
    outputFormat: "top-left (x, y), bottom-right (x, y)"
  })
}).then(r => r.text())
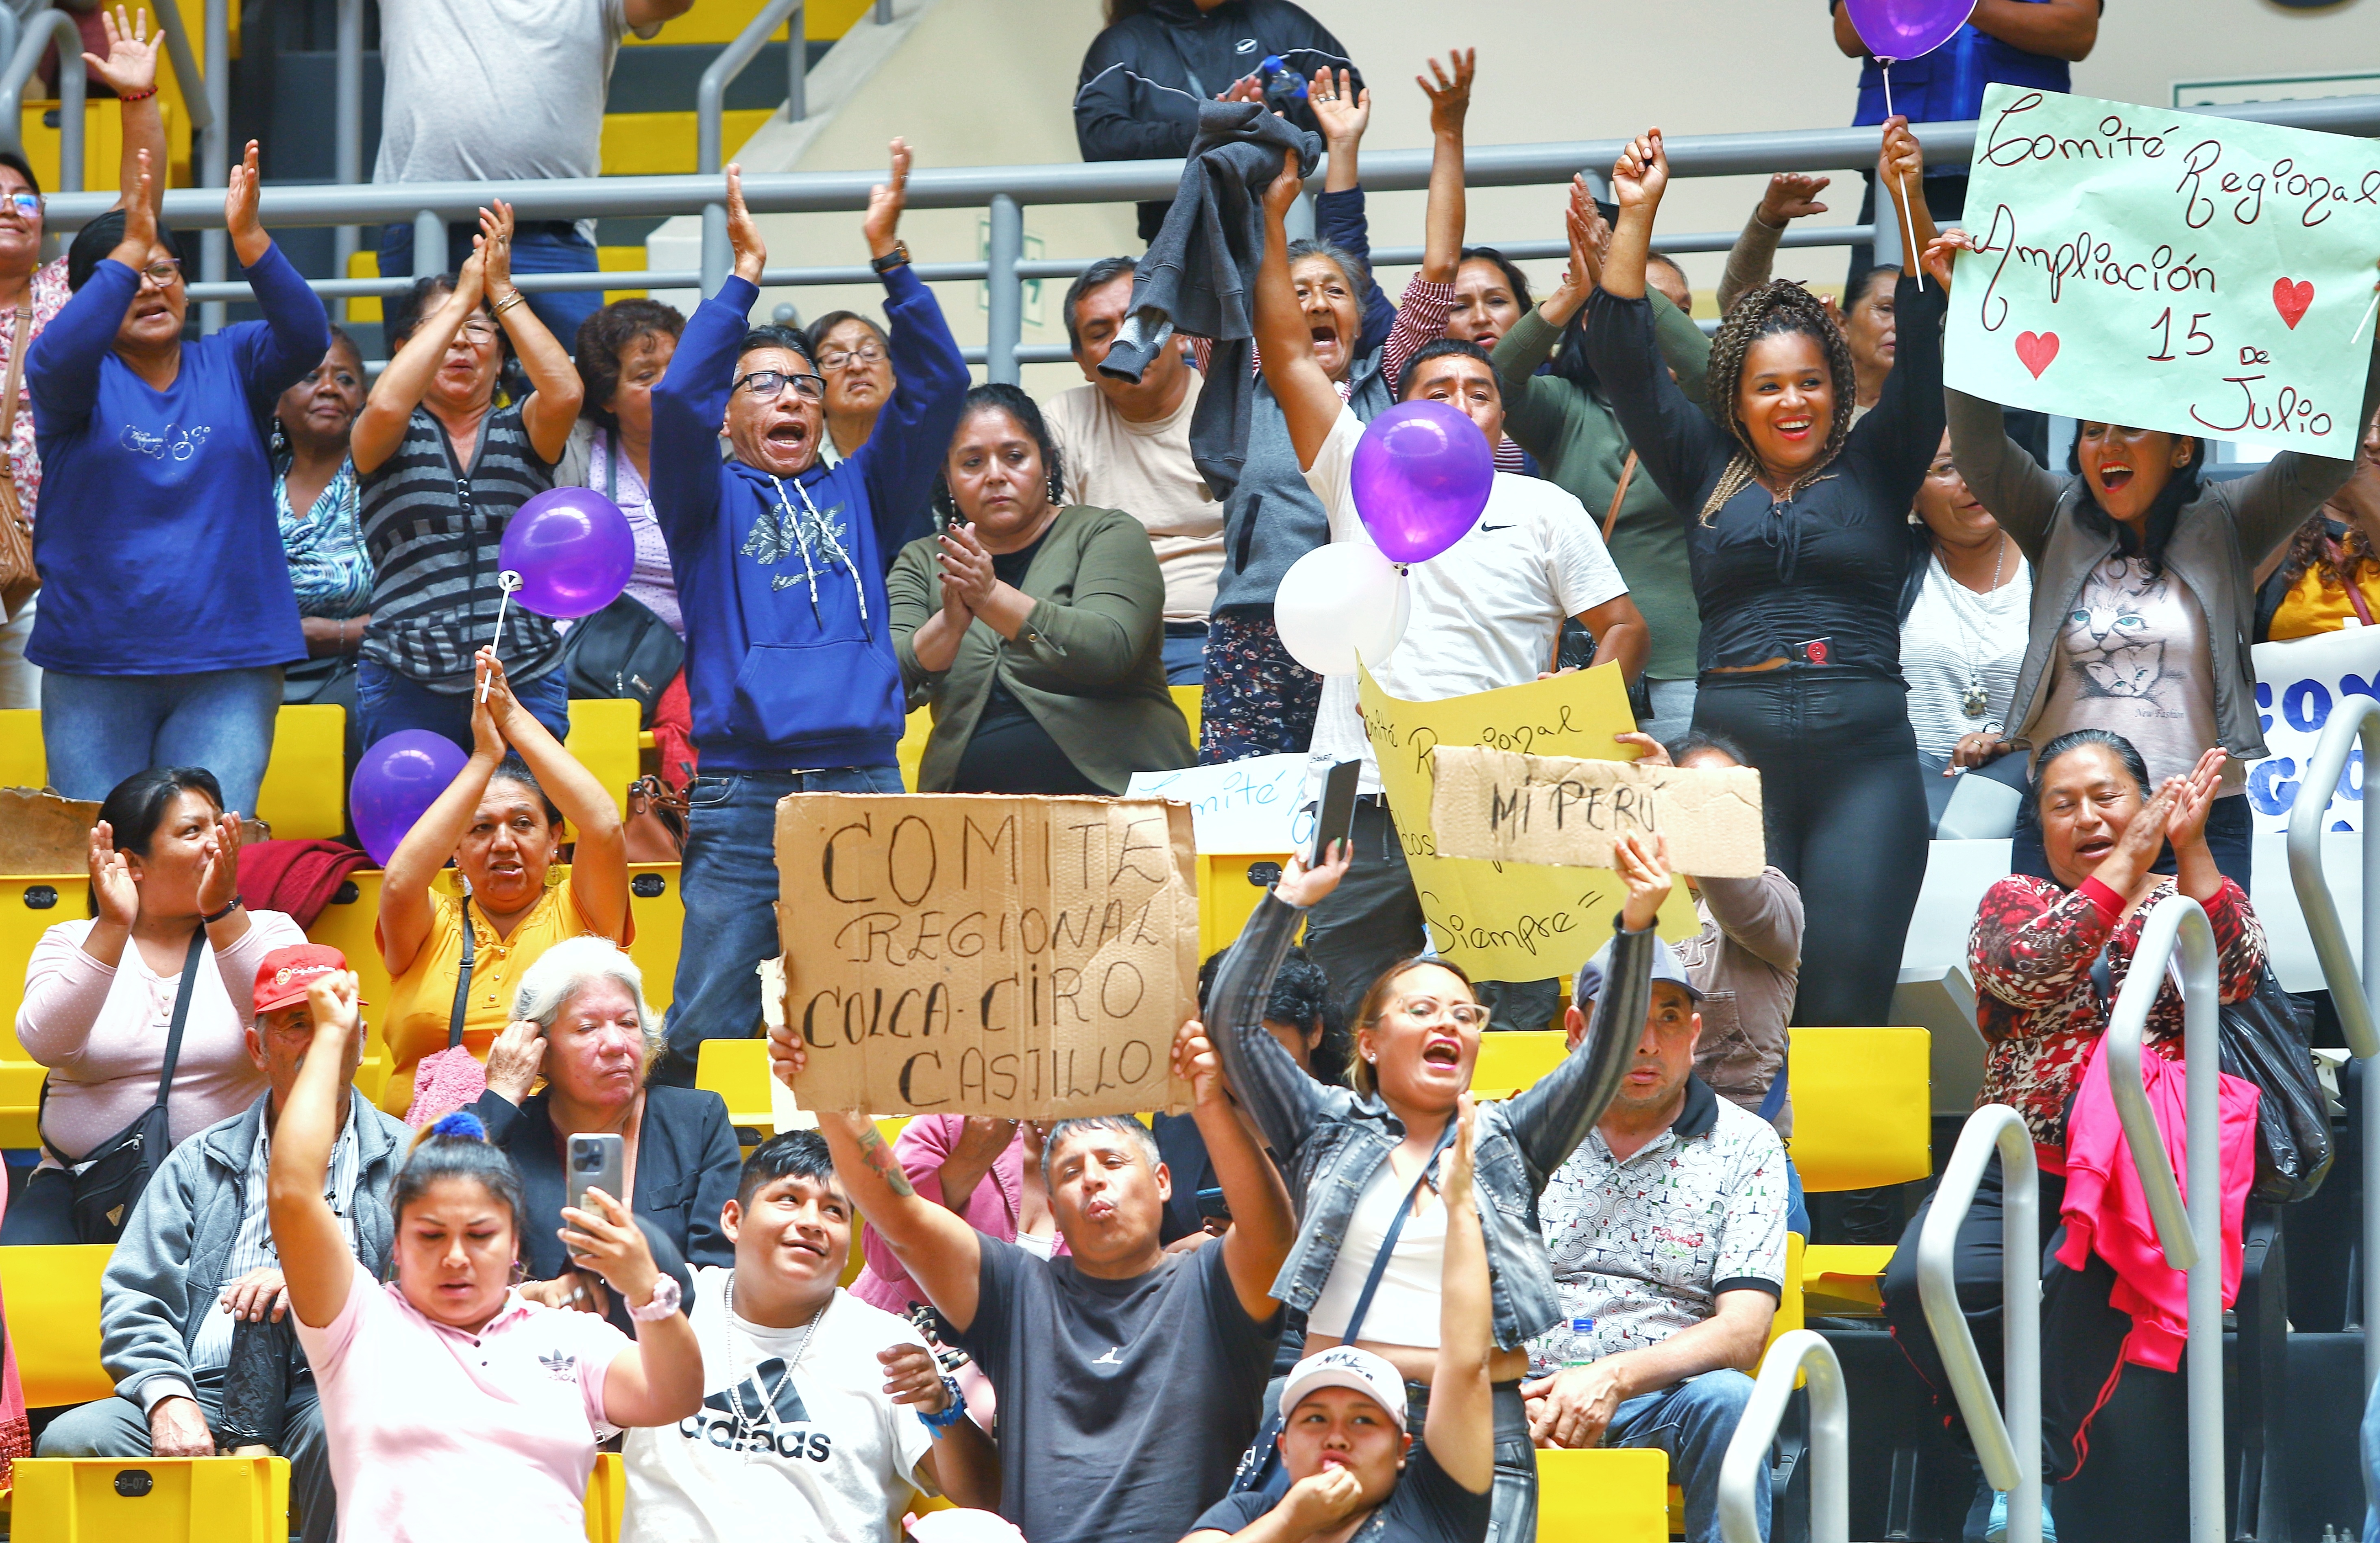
top-left (654, 764), bottom-right (907, 1086)
top-left (1162, 624), bottom-right (1207, 686)
top-left (0, 591), bottom-right (37, 709)
top-left (1604, 1369), bottom-right (1764, 1543)
top-left (355, 659), bottom-right (571, 755)
top-left (42, 665), bottom-right (283, 814)
top-left (377, 220), bottom-right (603, 347)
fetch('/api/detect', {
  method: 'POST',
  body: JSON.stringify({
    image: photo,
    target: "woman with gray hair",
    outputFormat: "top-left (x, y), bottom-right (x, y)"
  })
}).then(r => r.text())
top-left (473, 936), bottom-right (741, 1330)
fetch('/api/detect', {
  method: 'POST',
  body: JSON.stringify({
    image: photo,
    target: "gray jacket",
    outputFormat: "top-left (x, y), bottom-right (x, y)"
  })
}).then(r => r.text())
top-left (101, 1092), bottom-right (409, 1408)
top-left (1207, 892), bottom-right (1644, 1350)
top-left (1945, 366), bottom-right (2380, 765)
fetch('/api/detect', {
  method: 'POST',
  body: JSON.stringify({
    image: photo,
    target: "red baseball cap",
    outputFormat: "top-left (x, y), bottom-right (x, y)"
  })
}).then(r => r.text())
top-left (252, 944), bottom-right (351, 1016)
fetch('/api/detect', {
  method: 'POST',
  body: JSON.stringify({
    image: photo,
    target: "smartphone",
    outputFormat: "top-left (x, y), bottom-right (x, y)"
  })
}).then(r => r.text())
top-left (568, 1132), bottom-right (626, 1220)
top-left (1195, 1186), bottom-right (1232, 1223)
top-left (1310, 759), bottom-right (1362, 868)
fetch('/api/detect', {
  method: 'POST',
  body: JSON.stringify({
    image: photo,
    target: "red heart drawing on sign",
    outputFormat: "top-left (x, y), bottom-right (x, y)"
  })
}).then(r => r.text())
top-left (2015, 331), bottom-right (2059, 379)
top-left (2273, 278), bottom-right (2314, 329)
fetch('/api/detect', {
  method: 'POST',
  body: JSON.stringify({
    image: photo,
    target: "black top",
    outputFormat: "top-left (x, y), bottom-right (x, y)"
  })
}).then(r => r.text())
top-left (1190, 1442), bottom-right (1491, 1543)
top-left (469, 1083), bottom-right (741, 1331)
top-left (956, 1234), bottom-right (1282, 1543)
top-left (1584, 274), bottom-right (1947, 679)
top-left (951, 533), bottom-right (1104, 794)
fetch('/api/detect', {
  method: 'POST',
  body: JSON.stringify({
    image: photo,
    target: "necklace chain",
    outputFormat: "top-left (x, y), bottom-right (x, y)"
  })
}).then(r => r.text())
top-left (1933, 533), bottom-right (2012, 721)
top-left (720, 1271), bottom-right (830, 1463)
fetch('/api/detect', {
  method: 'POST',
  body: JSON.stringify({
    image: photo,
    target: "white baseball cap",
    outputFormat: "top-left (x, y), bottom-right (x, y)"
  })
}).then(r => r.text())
top-left (1278, 1345), bottom-right (1409, 1434)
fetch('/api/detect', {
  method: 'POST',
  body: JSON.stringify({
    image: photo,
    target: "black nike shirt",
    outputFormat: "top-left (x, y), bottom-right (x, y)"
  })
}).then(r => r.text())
top-left (956, 1236), bottom-right (1283, 1543)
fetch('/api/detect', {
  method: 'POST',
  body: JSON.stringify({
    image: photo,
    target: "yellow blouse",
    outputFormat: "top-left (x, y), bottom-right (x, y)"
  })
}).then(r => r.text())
top-left (2269, 562), bottom-right (2380, 642)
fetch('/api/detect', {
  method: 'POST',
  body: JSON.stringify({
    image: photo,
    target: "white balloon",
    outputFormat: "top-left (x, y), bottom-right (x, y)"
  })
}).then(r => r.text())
top-left (1273, 542), bottom-right (1411, 677)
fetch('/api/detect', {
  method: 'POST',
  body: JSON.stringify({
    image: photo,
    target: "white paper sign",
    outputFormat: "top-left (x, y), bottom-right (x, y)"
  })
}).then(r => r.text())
top-left (1126, 754), bottom-right (1313, 854)
top-left (2245, 624), bottom-right (2380, 833)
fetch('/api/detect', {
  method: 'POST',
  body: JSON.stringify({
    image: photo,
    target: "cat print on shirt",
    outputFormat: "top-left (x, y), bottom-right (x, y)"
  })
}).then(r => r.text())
top-left (2060, 556), bottom-right (2184, 716)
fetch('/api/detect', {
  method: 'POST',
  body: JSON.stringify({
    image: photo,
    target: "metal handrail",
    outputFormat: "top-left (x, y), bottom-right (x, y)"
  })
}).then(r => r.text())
top-left (0, 9), bottom-right (82, 188)
top-left (2284, 695), bottom-right (2380, 1393)
top-left (2101, 894), bottom-right (2224, 1543)
top-left (1918, 1106), bottom-right (2042, 1543)
top-left (332, 0), bottom-right (363, 316)
top-left (697, 0), bottom-right (804, 292)
top-left (1718, 1329), bottom-right (1848, 1543)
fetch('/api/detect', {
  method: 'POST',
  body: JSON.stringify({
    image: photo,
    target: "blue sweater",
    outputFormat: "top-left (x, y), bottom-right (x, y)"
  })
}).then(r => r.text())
top-left (649, 268), bottom-right (967, 773)
top-left (26, 245), bottom-right (327, 676)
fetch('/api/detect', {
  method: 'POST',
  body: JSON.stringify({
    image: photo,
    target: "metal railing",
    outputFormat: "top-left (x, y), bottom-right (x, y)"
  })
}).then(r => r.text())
top-left (1717, 1329), bottom-right (1848, 1543)
top-left (697, 0), bottom-right (805, 294)
top-left (2102, 895), bottom-right (2225, 1543)
top-left (0, 9), bottom-right (81, 189)
top-left (2285, 696), bottom-right (2380, 1393)
top-left (1918, 1106), bottom-right (2042, 1543)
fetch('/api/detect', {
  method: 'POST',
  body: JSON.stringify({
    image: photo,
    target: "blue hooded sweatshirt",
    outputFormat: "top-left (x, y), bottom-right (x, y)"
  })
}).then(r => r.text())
top-left (650, 268), bottom-right (968, 773)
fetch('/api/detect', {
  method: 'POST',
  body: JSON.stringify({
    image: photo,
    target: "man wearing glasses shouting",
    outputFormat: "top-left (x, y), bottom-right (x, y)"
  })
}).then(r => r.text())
top-left (647, 140), bottom-right (968, 1088)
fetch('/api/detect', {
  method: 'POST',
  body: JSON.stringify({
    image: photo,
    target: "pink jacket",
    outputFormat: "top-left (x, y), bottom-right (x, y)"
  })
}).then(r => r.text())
top-left (848, 1116), bottom-right (1066, 1317)
top-left (2056, 1034), bottom-right (2258, 1373)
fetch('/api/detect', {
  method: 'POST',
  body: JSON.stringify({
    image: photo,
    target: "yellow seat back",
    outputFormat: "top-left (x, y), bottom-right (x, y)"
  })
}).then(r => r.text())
top-left (1198, 853), bottom-right (1288, 964)
top-left (0, 706), bottom-right (41, 789)
top-left (1534, 1447), bottom-right (1668, 1543)
top-left (254, 705), bottom-right (346, 838)
top-left (0, 1245), bottom-right (116, 1408)
top-left (622, 862), bottom-right (684, 1016)
top-left (695, 1038), bottom-right (777, 1133)
top-left (1787, 1026), bottom-right (1931, 1193)
top-left (897, 706), bottom-right (932, 792)
top-left (12, 1456), bottom-right (290, 1543)
top-left (582, 1452), bottom-right (625, 1543)
top-left (1168, 684), bottom-right (1202, 749)
top-left (1468, 1031), bottom-right (1569, 1097)
top-left (0, 873), bottom-right (76, 1060)
top-left (564, 698), bottom-right (642, 821)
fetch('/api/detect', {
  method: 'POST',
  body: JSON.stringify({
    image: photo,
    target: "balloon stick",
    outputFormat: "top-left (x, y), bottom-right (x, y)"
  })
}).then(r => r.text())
top-left (1881, 63), bottom-right (1925, 292)
top-left (2354, 285), bottom-right (2380, 348)
top-left (482, 570), bottom-right (523, 702)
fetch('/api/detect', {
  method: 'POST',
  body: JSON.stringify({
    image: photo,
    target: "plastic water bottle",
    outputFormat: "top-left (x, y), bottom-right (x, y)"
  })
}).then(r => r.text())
top-left (1558, 1314), bottom-right (1597, 1367)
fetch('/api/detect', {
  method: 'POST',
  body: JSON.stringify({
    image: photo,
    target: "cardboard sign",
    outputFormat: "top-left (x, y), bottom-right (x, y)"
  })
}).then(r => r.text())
top-left (1356, 662), bottom-right (1701, 981)
top-left (2245, 624), bottom-right (2380, 833)
top-left (1430, 747), bottom-right (1766, 877)
top-left (1946, 85), bottom-right (2380, 457)
top-left (1125, 753), bottom-right (1312, 854)
top-left (774, 794), bottom-right (1199, 1119)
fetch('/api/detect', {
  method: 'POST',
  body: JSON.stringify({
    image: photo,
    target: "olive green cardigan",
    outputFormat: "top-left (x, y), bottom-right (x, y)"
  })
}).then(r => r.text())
top-left (888, 503), bottom-right (1195, 792)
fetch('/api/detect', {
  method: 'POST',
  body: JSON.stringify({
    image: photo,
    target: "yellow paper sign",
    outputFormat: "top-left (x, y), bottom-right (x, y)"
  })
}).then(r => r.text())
top-left (1356, 661), bottom-right (1702, 980)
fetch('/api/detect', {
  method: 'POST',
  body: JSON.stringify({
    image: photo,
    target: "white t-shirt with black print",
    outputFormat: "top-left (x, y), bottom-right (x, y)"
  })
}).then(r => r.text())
top-left (2035, 554), bottom-right (2245, 797)
top-left (621, 1271), bottom-right (937, 1543)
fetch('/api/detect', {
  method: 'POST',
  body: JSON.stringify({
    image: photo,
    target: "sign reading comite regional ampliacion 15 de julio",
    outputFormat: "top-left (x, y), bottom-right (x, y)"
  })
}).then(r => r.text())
top-left (1945, 83), bottom-right (2380, 458)
top-left (774, 793), bottom-right (1199, 1119)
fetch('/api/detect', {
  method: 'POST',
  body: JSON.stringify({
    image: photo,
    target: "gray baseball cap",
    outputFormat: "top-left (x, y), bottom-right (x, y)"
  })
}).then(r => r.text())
top-left (1573, 933), bottom-right (1702, 1008)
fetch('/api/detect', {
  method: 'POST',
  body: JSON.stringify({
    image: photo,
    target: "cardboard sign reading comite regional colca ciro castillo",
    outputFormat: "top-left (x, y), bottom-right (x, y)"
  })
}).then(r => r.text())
top-left (774, 793), bottom-right (1200, 1119)
top-left (1428, 746), bottom-right (1767, 879)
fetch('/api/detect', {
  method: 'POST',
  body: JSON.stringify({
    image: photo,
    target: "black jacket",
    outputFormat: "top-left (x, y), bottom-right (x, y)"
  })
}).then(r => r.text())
top-left (1074, 0), bottom-right (1356, 241)
top-left (473, 1083), bottom-right (741, 1331)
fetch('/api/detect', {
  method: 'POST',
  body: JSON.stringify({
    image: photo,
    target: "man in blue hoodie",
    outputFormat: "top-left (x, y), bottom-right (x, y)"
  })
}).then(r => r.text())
top-left (648, 145), bottom-right (969, 1086)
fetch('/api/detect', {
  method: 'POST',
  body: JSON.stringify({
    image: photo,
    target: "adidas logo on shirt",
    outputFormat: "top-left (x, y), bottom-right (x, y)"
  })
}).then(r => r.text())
top-left (679, 1357), bottom-right (835, 1462)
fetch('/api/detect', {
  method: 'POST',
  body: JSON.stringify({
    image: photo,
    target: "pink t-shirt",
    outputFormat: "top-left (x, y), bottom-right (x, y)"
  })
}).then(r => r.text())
top-left (295, 1270), bottom-right (632, 1542)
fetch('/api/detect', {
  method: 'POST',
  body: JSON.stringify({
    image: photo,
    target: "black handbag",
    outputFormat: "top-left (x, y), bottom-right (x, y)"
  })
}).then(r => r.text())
top-left (2090, 949), bottom-right (2336, 1205)
top-left (38, 929), bottom-right (206, 1243)
top-left (557, 592), bottom-right (683, 726)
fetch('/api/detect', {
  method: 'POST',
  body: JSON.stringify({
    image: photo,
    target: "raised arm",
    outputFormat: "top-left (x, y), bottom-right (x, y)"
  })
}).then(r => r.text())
top-left (268, 974), bottom-right (365, 1329)
top-left (1414, 52), bottom-right (1472, 288)
top-left (1599, 127), bottom-right (1665, 303)
top-left (475, 651), bottom-right (628, 941)
top-left (351, 250), bottom-right (486, 476)
top-left (560, 1188), bottom-right (703, 1427)
top-left (1717, 174), bottom-right (1829, 316)
top-left (1178, 1019), bottom-right (1295, 1324)
top-left (1697, 869), bottom-right (1804, 973)
top-left (648, 165), bottom-right (758, 546)
top-left (85, 6), bottom-right (166, 220)
top-left (377, 677), bottom-right (504, 976)
top-left (1877, 116), bottom-right (1938, 281)
top-left (474, 200), bottom-right (583, 464)
top-left (1308, 71), bottom-right (1393, 359)
top-left (1255, 150), bottom-right (1345, 472)
top-left (1502, 833), bottom-right (1663, 1184)
top-left (813, 1107), bottom-right (985, 1331)
top-left (1425, 1098), bottom-right (1493, 1493)
top-left (1205, 845), bottom-right (1354, 1160)
top-left (853, 140), bottom-right (971, 556)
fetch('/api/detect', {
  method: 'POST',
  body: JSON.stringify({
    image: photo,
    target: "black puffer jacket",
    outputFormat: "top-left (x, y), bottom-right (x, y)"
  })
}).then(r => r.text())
top-left (1074, 0), bottom-right (1358, 241)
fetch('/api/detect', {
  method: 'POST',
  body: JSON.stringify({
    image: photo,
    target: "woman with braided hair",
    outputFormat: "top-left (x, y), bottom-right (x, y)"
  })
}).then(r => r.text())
top-left (1584, 118), bottom-right (1944, 1027)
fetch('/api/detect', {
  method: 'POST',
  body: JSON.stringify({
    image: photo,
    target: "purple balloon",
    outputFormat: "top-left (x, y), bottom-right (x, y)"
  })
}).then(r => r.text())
top-left (349, 730), bottom-right (469, 868)
top-left (499, 486), bottom-right (636, 620)
top-left (1841, 0), bottom-right (1976, 62)
top-left (1349, 401), bottom-right (1495, 564)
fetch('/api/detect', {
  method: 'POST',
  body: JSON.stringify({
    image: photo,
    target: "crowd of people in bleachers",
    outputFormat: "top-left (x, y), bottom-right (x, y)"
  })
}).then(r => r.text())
top-left (2, 0), bottom-right (2380, 1540)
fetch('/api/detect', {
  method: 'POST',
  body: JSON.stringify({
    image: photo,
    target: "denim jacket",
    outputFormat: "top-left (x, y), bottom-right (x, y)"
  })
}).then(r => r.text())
top-left (1207, 892), bottom-right (1648, 1349)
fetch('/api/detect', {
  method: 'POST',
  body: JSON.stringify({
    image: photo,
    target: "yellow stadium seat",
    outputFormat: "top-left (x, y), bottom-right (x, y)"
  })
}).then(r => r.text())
top-left (696, 1037), bottom-right (776, 1134)
top-left (622, 862), bottom-right (684, 1016)
top-left (0, 1245), bottom-right (114, 1408)
top-left (1800, 1243), bottom-right (1898, 1316)
top-left (1198, 852), bottom-right (1290, 964)
top-left (1169, 685), bottom-right (1202, 749)
top-left (1786, 1027), bottom-right (1930, 1193)
top-left (1535, 1447), bottom-right (1668, 1543)
top-left (254, 705), bottom-right (346, 839)
top-left (11, 1456), bottom-right (290, 1543)
top-left (565, 699), bottom-right (642, 823)
top-left (303, 869), bottom-right (394, 1106)
top-left (0, 873), bottom-right (76, 1058)
top-left (1468, 1031), bottom-right (1569, 1097)
top-left (582, 1453), bottom-right (625, 1543)
top-left (897, 707), bottom-right (932, 793)
top-left (0, 1062), bottom-right (45, 1148)
top-left (0, 706), bottom-right (41, 790)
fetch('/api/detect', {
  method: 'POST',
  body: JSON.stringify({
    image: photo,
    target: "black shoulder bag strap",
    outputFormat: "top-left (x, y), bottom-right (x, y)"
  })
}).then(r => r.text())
top-left (39, 926), bottom-right (207, 1167)
top-left (447, 898), bottom-right (477, 1052)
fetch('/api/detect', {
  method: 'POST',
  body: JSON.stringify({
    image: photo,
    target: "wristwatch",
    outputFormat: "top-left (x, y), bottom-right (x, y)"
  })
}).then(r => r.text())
top-left (200, 897), bottom-right (243, 925)
top-left (870, 241), bottom-right (911, 274)
top-left (627, 1274), bottom-right (683, 1322)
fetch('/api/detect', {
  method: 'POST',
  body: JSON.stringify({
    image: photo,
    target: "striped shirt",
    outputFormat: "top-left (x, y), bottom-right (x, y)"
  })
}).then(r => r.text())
top-left (358, 403), bottom-right (560, 690)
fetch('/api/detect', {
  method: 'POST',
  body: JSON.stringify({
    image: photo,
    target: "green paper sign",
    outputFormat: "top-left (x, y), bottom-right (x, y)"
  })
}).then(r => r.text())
top-left (1944, 85), bottom-right (2380, 457)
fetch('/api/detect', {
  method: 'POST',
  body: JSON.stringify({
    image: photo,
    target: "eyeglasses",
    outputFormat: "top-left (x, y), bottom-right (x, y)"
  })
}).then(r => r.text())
top-left (0, 194), bottom-right (37, 218)
top-left (135, 257), bottom-right (181, 287)
top-left (819, 343), bottom-right (885, 371)
top-left (733, 368), bottom-right (826, 403)
top-left (1391, 997), bottom-right (1487, 1031)
top-left (456, 320), bottom-right (499, 344)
